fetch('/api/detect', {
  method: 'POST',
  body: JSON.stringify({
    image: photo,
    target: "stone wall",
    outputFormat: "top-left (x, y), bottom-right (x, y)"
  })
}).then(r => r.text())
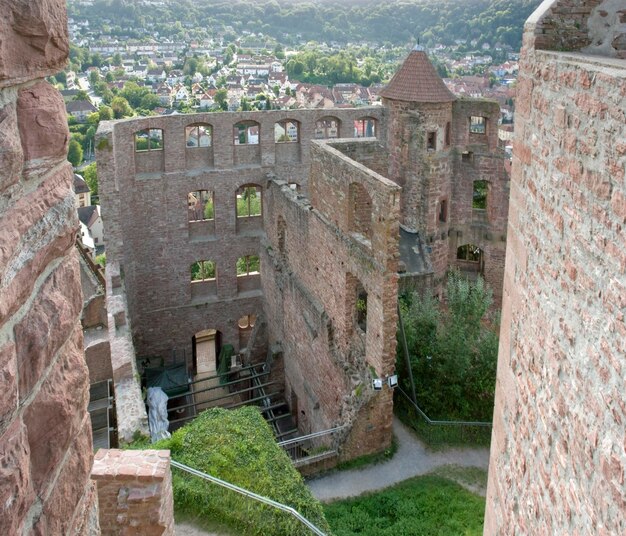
top-left (485, 0), bottom-right (626, 533)
top-left (97, 108), bottom-right (385, 363)
top-left (0, 1), bottom-right (99, 533)
top-left (262, 140), bottom-right (400, 458)
top-left (384, 96), bottom-right (509, 302)
top-left (92, 449), bottom-right (174, 536)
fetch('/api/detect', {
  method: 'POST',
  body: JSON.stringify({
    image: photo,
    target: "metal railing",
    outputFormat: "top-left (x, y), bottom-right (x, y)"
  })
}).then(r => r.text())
top-left (170, 460), bottom-right (326, 536)
top-left (278, 425), bottom-right (347, 467)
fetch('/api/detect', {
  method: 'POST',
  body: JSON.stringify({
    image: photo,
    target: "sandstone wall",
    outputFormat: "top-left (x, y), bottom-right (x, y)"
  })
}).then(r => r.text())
top-left (97, 108), bottom-right (385, 363)
top-left (485, 0), bottom-right (626, 533)
top-left (92, 449), bottom-right (174, 536)
top-left (262, 140), bottom-right (400, 458)
top-left (0, 1), bottom-right (97, 533)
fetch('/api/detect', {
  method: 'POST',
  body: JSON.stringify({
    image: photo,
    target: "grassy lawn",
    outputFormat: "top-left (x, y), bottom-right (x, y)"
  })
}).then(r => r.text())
top-left (323, 474), bottom-right (485, 536)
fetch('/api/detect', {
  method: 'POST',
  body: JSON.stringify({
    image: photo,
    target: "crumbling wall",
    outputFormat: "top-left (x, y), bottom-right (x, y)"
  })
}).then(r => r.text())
top-left (485, 0), bottom-right (626, 533)
top-left (0, 1), bottom-right (98, 533)
top-left (263, 140), bottom-right (400, 458)
top-left (97, 108), bottom-right (385, 363)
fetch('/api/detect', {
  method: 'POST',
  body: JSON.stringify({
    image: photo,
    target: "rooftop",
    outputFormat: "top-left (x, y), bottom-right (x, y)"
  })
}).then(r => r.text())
top-left (380, 50), bottom-right (456, 103)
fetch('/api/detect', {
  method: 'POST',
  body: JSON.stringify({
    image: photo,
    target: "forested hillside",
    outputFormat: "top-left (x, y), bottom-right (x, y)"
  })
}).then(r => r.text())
top-left (70, 0), bottom-right (541, 49)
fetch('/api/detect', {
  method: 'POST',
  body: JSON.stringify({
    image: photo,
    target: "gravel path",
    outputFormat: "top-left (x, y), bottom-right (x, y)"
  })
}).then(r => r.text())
top-left (307, 416), bottom-right (490, 502)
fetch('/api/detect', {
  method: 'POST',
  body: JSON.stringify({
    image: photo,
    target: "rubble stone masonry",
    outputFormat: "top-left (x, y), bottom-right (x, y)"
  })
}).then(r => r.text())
top-left (0, 0), bottom-right (98, 533)
top-left (485, 0), bottom-right (626, 533)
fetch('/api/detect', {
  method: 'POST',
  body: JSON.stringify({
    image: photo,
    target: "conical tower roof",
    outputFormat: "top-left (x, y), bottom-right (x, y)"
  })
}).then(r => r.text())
top-left (380, 49), bottom-right (456, 103)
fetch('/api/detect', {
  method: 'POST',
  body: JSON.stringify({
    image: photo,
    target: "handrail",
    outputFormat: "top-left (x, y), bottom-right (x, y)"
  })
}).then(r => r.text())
top-left (170, 460), bottom-right (327, 536)
top-left (397, 386), bottom-right (492, 427)
top-left (278, 425), bottom-right (347, 447)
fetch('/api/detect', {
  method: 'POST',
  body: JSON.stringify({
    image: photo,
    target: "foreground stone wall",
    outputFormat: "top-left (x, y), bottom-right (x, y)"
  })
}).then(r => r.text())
top-left (0, 1), bottom-right (98, 533)
top-left (485, 1), bottom-right (626, 533)
top-left (92, 449), bottom-right (174, 536)
top-left (262, 140), bottom-right (400, 457)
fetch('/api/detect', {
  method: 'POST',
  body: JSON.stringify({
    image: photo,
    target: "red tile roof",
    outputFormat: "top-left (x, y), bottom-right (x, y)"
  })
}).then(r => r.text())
top-left (380, 50), bottom-right (456, 103)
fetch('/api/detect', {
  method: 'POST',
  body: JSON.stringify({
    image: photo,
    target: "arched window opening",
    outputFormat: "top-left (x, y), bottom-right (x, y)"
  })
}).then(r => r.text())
top-left (277, 216), bottom-right (286, 254)
top-left (356, 284), bottom-right (368, 333)
top-left (236, 185), bottom-right (262, 218)
top-left (275, 119), bottom-right (299, 143)
top-left (134, 128), bottom-right (163, 152)
top-left (354, 117), bottom-right (376, 138)
top-left (188, 190), bottom-right (214, 221)
top-left (185, 124), bottom-right (212, 147)
top-left (473, 180), bottom-right (488, 210)
top-left (314, 116), bottom-right (340, 139)
top-left (348, 182), bottom-right (372, 239)
top-left (457, 244), bottom-right (484, 277)
top-left (234, 121), bottom-right (260, 145)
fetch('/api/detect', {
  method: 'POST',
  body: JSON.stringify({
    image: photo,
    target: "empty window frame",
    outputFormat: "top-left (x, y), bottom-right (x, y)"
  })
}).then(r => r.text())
top-left (473, 180), bottom-right (488, 209)
top-left (314, 117), bottom-right (340, 139)
top-left (188, 190), bottom-right (214, 221)
top-left (354, 117), bottom-right (376, 138)
top-left (236, 185), bottom-right (262, 217)
top-left (457, 244), bottom-right (482, 263)
top-left (445, 122), bottom-right (451, 146)
top-left (191, 260), bottom-right (216, 281)
top-left (236, 255), bottom-right (260, 276)
top-left (438, 199), bottom-right (448, 223)
top-left (427, 131), bottom-right (437, 151)
top-left (469, 116), bottom-right (486, 134)
top-left (134, 128), bottom-right (163, 152)
top-left (185, 124), bottom-right (212, 147)
top-left (234, 121), bottom-right (260, 145)
top-left (356, 284), bottom-right (368, 332)
top-left (275, 119), bottom-right (299, 143)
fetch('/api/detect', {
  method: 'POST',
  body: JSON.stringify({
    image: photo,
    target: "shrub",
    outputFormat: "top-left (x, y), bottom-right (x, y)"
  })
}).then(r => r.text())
top-left (151, 407), bottom-right (330, 536)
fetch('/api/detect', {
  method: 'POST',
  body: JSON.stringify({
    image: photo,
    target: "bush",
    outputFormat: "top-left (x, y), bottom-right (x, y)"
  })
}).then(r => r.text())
top-left (397, 271), bottom-right (498, 423)
top-left (151, 407), bottom-right (330, 536)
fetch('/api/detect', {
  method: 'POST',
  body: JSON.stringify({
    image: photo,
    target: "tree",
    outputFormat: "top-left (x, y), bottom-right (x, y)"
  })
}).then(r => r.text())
top-left (112, 52), bottom-right (122, 66)
top-left (89, 70), bottom-right (100, 87)
top-left (98, 105), bottom-right (113, 121)
top-left (82, 162), bottom-right (98, 198)
top-left (67, 139), bottom-right (83, 167)
top-left (397, 270), bottom-right (498, 421)
top-left (215, 88), bottom-right (228, 111)
top-left (73, 90), bottom-right (90, 101)
top-left (110, 96), bottom-right (132, 118)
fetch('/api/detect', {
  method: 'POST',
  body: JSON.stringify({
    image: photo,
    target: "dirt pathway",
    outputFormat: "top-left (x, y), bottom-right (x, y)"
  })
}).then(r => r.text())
top-left (307, 416), bottom-right (490, 502)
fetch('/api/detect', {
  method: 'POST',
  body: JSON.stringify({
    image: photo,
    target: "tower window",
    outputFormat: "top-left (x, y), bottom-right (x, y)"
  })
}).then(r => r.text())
top-left (427, 131), bottom-right (437, 151)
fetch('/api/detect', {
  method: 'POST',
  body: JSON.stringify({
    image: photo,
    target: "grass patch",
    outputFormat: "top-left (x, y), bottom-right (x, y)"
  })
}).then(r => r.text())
top-left (324, 474), bottom-right (485, 536)
top-left (130, 406), bottom-right (330, 536)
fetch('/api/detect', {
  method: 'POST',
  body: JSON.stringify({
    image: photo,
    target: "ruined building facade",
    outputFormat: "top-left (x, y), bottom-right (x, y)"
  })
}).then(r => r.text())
top-left (97, 50), bottom-right (509, 458)
top-left (485, 0), bottom-right (626, 533)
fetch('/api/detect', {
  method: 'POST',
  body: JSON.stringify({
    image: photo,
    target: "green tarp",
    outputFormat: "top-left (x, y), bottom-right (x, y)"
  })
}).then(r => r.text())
top-left (217, 344), bottom-right (234, 385)
top-left (144, 362), bottom-right (189, 396)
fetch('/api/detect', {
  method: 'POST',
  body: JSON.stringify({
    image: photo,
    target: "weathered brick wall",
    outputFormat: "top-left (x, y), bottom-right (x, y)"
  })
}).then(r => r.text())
top-left (98, 108), bottom-right (385, 362)
top-left (262, 140), bottom-right (400, 458)
top-left (527, 0), bottom-right (626, 57)
top-left (92, 449), bottom-right (174, 536)
top-left (485, 1), bottom-right (626, 533)
top-left (0, 0), bottom-right (98, 533)
top-left (384, 96), bottom-right (509, 301)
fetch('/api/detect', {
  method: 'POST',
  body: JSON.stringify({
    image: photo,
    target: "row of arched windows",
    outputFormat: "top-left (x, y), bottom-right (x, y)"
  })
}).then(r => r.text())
top-left (188, 185), bottom-right (263, 223)
top-left (134, 117), bottom-right (378, 152)
top-left (190, 255), bottom-right (260, 283)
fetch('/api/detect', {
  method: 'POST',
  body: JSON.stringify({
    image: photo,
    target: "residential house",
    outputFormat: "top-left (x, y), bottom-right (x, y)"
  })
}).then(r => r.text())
top-left (146, 68), bottom-right (166, 83)
top-left (78, 205), bottom-right (104, 253)
top-left (66, 99), bottom-right (97, 122)
top-left (74, 173), bottom-right (91, 208)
